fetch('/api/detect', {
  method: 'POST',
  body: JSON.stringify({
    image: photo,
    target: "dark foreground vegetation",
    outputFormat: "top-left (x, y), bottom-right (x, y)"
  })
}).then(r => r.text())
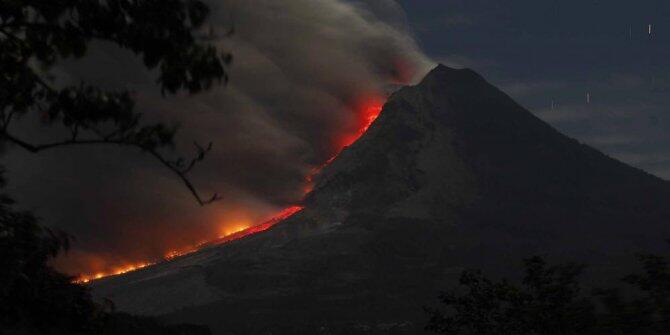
top-left (0, 171), bottom-right (211, 334)
top-left (427, 253), bottom-right (670, 335)
top-left (1, 0), bottom-right (229, 333)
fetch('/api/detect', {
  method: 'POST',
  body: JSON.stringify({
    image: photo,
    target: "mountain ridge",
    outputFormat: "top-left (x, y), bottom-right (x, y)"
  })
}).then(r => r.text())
top-left (92, 65), bottom-right (670, 334)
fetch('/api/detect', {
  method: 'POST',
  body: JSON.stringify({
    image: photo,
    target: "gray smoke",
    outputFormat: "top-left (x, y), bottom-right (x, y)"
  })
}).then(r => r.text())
top-left (3, 0), bottom-right (433, 274)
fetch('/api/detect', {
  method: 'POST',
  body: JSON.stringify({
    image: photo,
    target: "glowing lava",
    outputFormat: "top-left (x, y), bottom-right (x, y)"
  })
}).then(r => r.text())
top-left (210, 205), bottom-right (304, 245)
top-left (304, 96), bottom-right (385, 194)
top-left (337, 96), bottom-right (385, 149)
top-left (75, 262), bottom-right (154, 284)
top-left (73, 95), bottom-right (385, 284)
top-left (74, 206), bottom-right (304, 284)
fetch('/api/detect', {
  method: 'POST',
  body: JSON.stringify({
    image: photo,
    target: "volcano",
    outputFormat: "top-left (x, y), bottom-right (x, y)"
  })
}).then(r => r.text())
top-left (92, 65), bottom-right (670, 334)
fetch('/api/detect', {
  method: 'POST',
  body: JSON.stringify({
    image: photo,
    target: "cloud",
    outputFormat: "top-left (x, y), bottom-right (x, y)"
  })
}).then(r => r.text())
top-left (500, 80), bottom-right (568, 98)
top-left (3, 0), bottom-right (434, 274)
top-left (412, 13), bottom-right (474, 33)
top-left (433, 54), bottom-right (496, 70)
top-left (582, 134), bottom-right (646, 146)
top-left (612, 152), bottom-right (670, 166)
top-left (607, 73), bottom-right (646, 90)
top-left (533, 104), bottom-right (593, 123)
top-left (529, 99), bottom-right (670, 180)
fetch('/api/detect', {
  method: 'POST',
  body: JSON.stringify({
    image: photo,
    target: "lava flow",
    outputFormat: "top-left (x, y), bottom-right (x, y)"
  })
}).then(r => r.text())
top-left (338, 96), bottom-right (385, 149)
top-left (74, 95), bottom-right (385, 284)
top-left (160, 205), bottom-right (305, 261)
top-left (74, 206), bottom-right (304, 283)
top-left (74, 262), bottom-right (154, 284)
top-left (209, 205), bottom-right (304, 245)
top-left (304, 96), bottom-right (384, 193)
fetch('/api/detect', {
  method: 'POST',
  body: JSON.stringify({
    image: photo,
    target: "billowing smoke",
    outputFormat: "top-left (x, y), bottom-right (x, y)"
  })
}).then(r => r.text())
top-left (3, 0), bottom-right (433, 275)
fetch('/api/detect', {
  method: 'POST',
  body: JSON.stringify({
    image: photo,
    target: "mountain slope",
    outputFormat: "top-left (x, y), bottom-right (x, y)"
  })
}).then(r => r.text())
top-left (308, 65), bottom-right (670, 257)
top-left (92, 65), bottom-right (670, 334)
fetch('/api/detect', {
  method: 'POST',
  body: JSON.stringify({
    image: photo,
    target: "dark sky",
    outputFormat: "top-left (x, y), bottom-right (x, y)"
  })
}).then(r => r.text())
top-left (398, 0), bottom-right (670, 178)
top-left (3, 0), bottom-right (669, 275)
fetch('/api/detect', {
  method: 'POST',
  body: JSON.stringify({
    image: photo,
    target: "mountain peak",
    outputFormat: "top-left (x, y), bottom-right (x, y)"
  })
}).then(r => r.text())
top-left (93, 68), bottom-right (670, 334)
top-left (309, 63), bottom-right (670, 234)
top-left (419, 64), bottom-right (485, 89)
top-left (424, 63), bottom-right (477, 79)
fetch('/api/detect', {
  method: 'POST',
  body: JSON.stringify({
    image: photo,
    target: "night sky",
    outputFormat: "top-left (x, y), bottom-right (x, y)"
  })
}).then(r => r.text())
top-left (3, 0), bottom-right (669, 275)
top-left (398, 0), bottom-right (670, 178)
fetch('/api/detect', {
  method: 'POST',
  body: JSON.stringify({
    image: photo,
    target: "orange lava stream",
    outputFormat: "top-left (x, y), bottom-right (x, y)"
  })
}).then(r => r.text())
top-left (338, 97), bottom-right (385, 149)
top-left (74, 262), bottom-right (154, 284)
top-left (74, 95), bottom-right (384, 284)
top-left (74, 206), bottom-right (304, 284)
top-left (304, 96), bottom-right (384, 194)
top-left (209, 205), bottom-right (304, 245)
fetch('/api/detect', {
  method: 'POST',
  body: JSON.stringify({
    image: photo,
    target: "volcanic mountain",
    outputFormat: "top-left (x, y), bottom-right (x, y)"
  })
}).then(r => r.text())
top-left (92, 65), bottom-right (670, 334)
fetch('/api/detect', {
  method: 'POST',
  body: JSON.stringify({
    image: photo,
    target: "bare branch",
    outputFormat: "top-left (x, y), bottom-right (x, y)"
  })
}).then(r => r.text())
top-left (148, 150), bottom-right (221, 206)
top-left (177, 141), bottom-right (212, 174)
top-left (0, 131), bottom-right (119, 153)
top-left (1, 109), bottom-right (15, 131)
top-left (1, 1), bottom-right (229, 208)
top-left (0, 129), bottom-right (220, 206)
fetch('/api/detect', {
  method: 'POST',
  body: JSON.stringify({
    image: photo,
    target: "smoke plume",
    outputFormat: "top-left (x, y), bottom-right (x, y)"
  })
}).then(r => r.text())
top-left (3, 0), bottom-right (433, 275)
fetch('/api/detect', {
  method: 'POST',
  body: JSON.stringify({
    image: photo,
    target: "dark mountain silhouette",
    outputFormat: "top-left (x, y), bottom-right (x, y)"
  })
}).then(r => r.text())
top-left (92, 65), bottom-right (670, 334)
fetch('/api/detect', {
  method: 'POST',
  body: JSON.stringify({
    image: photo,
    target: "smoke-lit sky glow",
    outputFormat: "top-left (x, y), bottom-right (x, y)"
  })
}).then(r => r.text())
top-left (4, 0), bottom-right (670, 277)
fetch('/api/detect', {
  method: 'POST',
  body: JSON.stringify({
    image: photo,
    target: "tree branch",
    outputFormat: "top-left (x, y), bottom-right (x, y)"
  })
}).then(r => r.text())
top-left (1, 109), bottom-right (16, 131)
top-left (147, 150), bottom-right (221, 206)
top-left (0, 129), bottom-right (220, 206)
top-left (1, 4), bottom-right (228, 207)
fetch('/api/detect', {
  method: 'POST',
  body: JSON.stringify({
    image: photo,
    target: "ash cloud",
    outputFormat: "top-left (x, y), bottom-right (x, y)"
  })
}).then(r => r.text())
top-left (2, 0), bottom-right (433, 274)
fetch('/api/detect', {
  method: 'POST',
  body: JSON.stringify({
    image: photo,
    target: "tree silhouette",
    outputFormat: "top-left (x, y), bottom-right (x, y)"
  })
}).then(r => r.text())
top-left (0, 0), bottom-right (231, 205)
top-left (425, 257), bottom-right (597, 335)
top-left (1, 1), bottom-right (228, 333)
top-left (427, 254), bottom-right (670, 334)
top-left (0, 170), bottom-right (102, 333)
top-left (595, 253), bottom-right (670, 334)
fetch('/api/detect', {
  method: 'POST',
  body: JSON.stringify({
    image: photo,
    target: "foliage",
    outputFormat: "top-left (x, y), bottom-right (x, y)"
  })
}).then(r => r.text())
top-left (427, 255), bottom-right (670, 335)
top-left (0, 0), bottom-right (232, 204)
top-left (425, 257), bottom-right (596, 335)
top-left (0, 170), bottom-right (101, 333)
top-left (0, 1), bottom-right (227, 333)
top-left (595, 254), bottom-right (670, 334)
top-left (0, 169), bottom-right (210, 334)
